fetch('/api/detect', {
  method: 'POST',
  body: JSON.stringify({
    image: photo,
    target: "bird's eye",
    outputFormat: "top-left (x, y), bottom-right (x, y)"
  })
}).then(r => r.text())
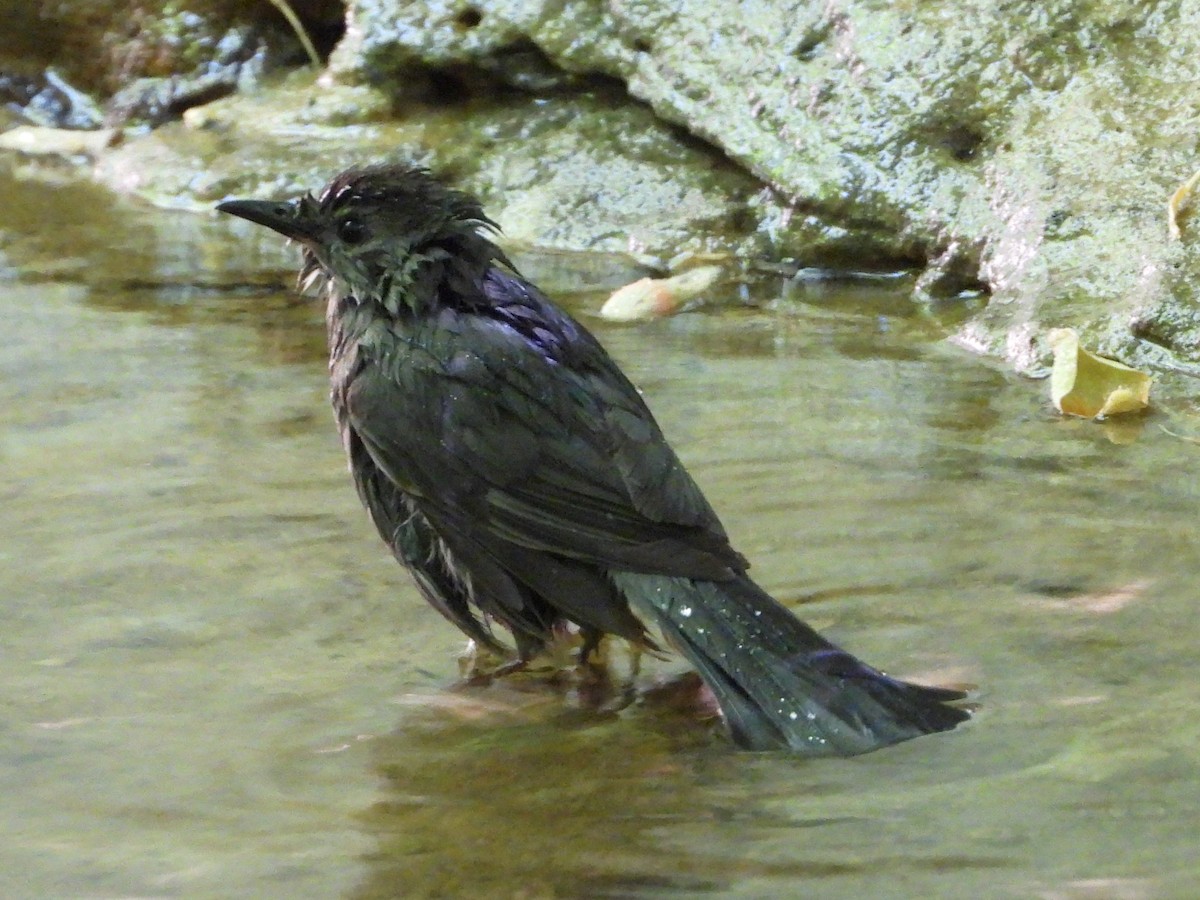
top-left (337, 218), bottom-right (368, 245)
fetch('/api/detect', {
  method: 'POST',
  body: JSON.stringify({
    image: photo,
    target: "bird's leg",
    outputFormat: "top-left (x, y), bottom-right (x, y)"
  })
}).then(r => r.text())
top-left (457, 639), bottom-right (524, 683)
top-left (490, 658), bottom-right (530, 678)
top-left (578, 627), bottom-right (606, 669)
top-left (626, 641), bottom-right (645, 679)
top-left (467, 630), bottom-right (546, 683)
top-left (575, 632), bottom-right (646, 712)
top-left (456, 639), bottom-right (482, 679)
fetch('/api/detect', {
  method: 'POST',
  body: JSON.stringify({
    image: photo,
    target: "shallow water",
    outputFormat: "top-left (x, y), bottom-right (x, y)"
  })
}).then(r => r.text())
top-left (3, 163), bottom-right (1200, 899)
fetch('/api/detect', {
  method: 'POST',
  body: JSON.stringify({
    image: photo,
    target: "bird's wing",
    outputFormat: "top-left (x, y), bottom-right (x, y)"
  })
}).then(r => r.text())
top-left (344, 270), bottom-right (746, 581)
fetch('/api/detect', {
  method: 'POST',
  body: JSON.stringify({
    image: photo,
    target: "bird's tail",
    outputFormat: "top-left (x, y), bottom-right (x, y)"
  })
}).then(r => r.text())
top-left (617, 573), bottom-right (969, 755)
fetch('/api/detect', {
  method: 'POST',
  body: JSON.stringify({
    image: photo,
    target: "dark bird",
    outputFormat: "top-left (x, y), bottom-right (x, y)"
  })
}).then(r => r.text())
top-left (217, 165), bottom-right (968, 755)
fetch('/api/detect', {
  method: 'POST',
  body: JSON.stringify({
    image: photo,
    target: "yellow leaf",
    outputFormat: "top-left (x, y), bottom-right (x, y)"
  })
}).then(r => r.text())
top-left (1047, 328), bottom-right (1151, 419)
top-left (1168, 167), bottom-right (1200, 240)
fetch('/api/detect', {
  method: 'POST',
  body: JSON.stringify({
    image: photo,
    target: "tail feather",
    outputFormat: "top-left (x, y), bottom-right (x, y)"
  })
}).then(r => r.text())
top-left (615, 572), bottom-right (969, 755)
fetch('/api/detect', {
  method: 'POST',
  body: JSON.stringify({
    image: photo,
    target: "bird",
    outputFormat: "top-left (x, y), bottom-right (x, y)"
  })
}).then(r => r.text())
top-left (217, 164), bottom-right (969, 755)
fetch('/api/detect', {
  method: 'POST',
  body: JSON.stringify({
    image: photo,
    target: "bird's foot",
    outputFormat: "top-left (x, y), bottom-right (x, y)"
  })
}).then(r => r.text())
top-left (491, 658), bottom-right (530, 678)
top-left (457, 639), bottom-right (523, 684)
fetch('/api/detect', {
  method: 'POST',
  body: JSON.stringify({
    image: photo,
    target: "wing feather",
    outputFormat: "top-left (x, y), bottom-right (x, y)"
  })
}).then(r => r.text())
top-left (345, 268), bottom-right (747, 588)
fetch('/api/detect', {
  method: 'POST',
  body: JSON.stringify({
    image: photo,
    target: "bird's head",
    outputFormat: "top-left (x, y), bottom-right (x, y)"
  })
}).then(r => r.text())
top-left (217, 164), bottom-right (503, 314)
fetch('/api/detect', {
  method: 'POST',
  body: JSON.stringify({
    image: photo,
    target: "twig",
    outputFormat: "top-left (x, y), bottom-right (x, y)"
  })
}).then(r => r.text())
top-left (265, 0), bottom-right (322, 68)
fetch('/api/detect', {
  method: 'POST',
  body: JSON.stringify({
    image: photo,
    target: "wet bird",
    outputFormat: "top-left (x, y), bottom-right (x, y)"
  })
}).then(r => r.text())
top-left (217, 165), bottom-right (968, 755)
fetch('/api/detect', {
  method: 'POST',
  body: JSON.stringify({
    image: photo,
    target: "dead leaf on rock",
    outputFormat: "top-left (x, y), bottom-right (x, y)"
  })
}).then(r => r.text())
top-left (1168, 168), bottom-right (1200, 240)
top-left (1048, 328), bottom-right (1151, 419)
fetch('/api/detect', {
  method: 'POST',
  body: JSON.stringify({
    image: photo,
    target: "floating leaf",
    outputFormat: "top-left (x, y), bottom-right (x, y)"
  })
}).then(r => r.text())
top-left (1047, 328), bottom-right (1151, 418)
top-left (599, 265), bottom-right (723, 321)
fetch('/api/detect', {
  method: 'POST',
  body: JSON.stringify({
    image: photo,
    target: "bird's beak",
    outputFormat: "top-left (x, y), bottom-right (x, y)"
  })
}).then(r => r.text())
top-left (216, 198), bottom-right (320, 243)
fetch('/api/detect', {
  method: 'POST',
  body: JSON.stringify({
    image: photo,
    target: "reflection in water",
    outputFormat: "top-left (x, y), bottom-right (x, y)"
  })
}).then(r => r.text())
top-left (3, 164), bottom-right (1200, 897)
top-left (352, 674), bottom-right (1027, 899)
top-left (353, 679), bottom-right (732, 898)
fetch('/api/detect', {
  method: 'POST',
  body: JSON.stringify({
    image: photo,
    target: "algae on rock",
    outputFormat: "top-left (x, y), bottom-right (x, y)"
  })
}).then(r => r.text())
top-left (330, 0), bottom-right (1200, 373)
top-left (10, 0), bottom-right (1200, 376)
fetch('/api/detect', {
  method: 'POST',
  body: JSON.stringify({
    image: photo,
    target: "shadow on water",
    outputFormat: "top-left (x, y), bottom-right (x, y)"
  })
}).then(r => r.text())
top-left (3, 161), bottom-right (1200, 898)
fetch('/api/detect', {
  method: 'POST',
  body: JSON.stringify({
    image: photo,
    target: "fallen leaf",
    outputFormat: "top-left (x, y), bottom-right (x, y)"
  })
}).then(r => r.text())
top-left (1048, 328), bottom-right (1151, 418)
top-left (599, 265), bottom-right (724, 321)
top-left (1168, 168), bottom-right (1200, 240)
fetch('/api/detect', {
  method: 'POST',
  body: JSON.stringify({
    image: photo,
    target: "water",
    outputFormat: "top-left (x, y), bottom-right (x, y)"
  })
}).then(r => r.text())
top-left (3, 162), bottom-right (1198, 898)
